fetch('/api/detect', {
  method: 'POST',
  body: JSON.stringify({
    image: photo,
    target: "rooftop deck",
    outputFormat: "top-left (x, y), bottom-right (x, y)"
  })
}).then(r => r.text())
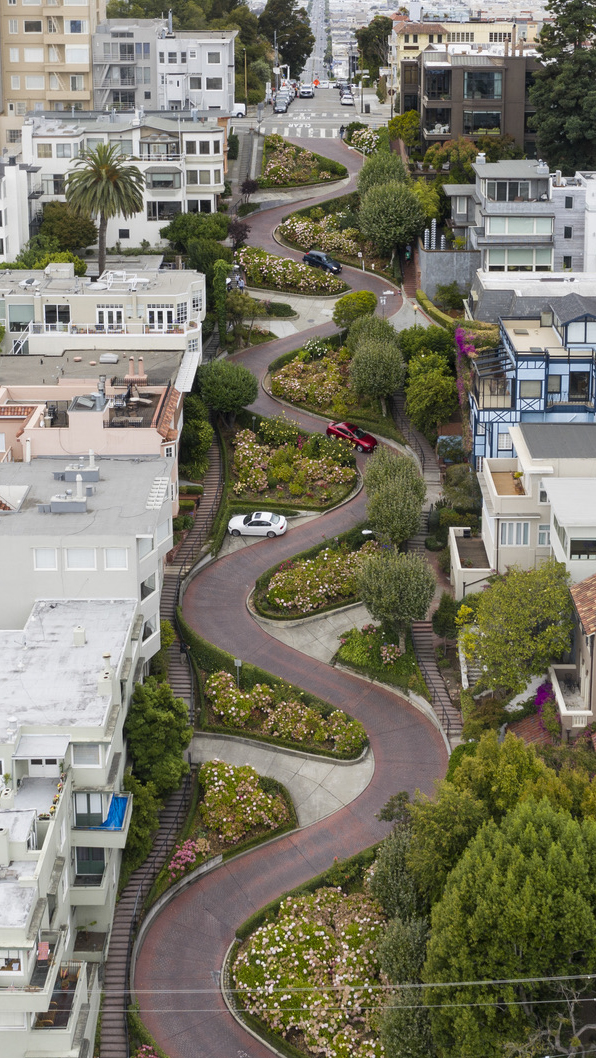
top-left (454, 535), bottom-right (490, 569)
top-left (491, 471), bottom-right (526, 496)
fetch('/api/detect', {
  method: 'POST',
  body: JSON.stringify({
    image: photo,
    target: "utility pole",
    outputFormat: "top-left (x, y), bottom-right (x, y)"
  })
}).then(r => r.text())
top-left (243, 46), bottom-right (247, 101)
top-left (274, 30), bottom-right (280, 93)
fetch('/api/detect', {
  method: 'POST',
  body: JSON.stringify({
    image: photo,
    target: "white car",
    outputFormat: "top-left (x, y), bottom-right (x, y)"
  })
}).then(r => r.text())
top-left (228, 511), bottom-right (288, 538)
top-left (340, 94), bottom-right (355, 106)
top-left (317, 80), bottom-right (330, 89)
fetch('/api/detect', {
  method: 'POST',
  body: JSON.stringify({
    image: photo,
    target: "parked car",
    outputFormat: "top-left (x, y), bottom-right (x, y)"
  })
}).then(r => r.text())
top-left (340, 93), bottom-right (355, 106)
top-left (316, 80), bottom-right (330, 89)
top-left (326, 422), bottom-right (378, 453)
top-left (273, 99), bottom-right (288, 113)
top-left (232, 102), bottom-right (246, 118)
top-left (227, 512), bottom-right (288, 538)
top-left (299, 83), bottom-right (315, 97)
top-left (335, 81), bottom-right (349, 91)
top-left (302, 250), bottom-right (342, 274)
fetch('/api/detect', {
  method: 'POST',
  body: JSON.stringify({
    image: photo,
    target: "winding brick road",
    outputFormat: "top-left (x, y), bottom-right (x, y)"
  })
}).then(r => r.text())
top-left (132, 149), bottom-right (447, 1058)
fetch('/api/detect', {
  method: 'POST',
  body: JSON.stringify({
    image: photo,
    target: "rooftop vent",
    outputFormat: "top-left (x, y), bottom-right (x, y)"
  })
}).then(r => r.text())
top-left (73, 626), bottom-right (86, 647)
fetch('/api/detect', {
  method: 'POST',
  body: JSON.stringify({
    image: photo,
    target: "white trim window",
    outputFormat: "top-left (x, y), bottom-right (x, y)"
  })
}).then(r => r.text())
top-left (104, 547), bottom-right (128, 570)
top-left (497, 431), bottom-right (513, 451)
top-left (72, 743), bottom-right (101, 766)
top-left (34, 547), bottom-right (58, 570)
top-left (500, 521), bottom-right (529, 546)
top-left (64, 547), bottom-right (96, 570)
top-left (538, 524), bottom-right (551, 547)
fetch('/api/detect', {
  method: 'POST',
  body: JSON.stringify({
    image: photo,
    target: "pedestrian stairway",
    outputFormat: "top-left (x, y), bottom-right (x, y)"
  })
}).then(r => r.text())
top-left (411, 621), bottom-right (463, 741)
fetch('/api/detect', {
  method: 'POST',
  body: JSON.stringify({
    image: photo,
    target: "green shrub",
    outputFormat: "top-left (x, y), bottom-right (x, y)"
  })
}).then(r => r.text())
top-left (445, 741), bottom-right (477, 781)
top-left (437, 545), bottom-right (451, 576)
top-left (238, 202), bottom-right (260, 217)
top-left (415, 290), bottom-right (456, 328)
top-left (228, 132), bottom-right (239, 160)
top-left (173, 514), bottom-right (193, 532)
top-left (425, 535), bottom-right (444, 551)
top-left (257, 414), bottom-right (299, 447)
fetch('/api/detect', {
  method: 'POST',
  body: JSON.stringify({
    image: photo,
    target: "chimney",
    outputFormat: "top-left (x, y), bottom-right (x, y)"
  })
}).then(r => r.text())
top-left (75, 474), bottom-right (83, 500)
top-left (555, 169), bottom-right (562, 186)
top-left (97, 669), bottom-right (112, 696)
top-left (73, 625), bottom-right (86, 647)
top-left (476, 151), bottom-right (486, 165)
top-left (97, 375), bottom-right (106, 398)
top-left (137, 356), bottom-right (147, 383)
top-left (504, 39), bottom-right (509, 56)
top-left (25, 437), bottom-right (31, 463)
top-left (89, 448), bottom-right (95, 468)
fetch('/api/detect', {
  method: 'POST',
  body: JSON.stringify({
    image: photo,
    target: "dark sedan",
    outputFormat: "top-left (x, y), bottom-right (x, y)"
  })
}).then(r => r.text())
top-left (302, 250), bottom-right (342, 274)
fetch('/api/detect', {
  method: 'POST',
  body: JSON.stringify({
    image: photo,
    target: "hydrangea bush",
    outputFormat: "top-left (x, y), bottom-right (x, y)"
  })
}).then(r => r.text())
top-left (266, 542), bottom-right (376, 613)
top-left (236, 247), bottom-right (347, 295)
top-left (262, 135), bottom-right (346, 186)
top-left (199, 759), bottom-right (289, 844)
top-left (350, 128), bottom-right (380, 153)
top-left (280, 212), bottom-right (360, 256)
top-left (167, 836), bottom-right (211, 883)
top-left (271, 345), bottom-right (357, 411)
top-left (205, 671), bottom-right (367, 756)
top-left (233, 886), bottom-right (386, 1058)
top-left (231, 428), bottom-right (356, 501)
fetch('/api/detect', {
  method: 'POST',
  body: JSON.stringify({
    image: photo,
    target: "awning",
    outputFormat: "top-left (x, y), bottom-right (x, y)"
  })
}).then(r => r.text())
top-left (13, 734), bottom-right (71, 760)
top-left (145, 165), bottom-right (181, 174)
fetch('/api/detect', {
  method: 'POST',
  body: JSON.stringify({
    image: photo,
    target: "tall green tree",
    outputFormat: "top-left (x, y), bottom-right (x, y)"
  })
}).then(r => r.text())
top-left (196, 358), bottom-right (258, 425)
top-left (423, 798), bottom-right (596, 1058)
top-left (364, 447), bottom-right (426, 507)
top-left (405, 353), bottom-right (458, 437)
top-left (213, 258), bottom-right (229, 345)
top-left (359, 181), bottom-right (425, 257)
top-left (388, 110), bottom-right (421, 149)
top-left (125, 678), bottom-right (192, 799)
top-left (530, 0), bottom-right (596, 171)
top-left (462, 559), bottom-right (574, 695)
top-left (121, 770), bottom-right (161, 875)
top-left (332, 290), bottom-right (377, 329)
top-left (65, 144), bottom-right (144, 275)
top-left (367, 480), bottom-right (422, 547)
top-left (40, 201), bottom-right (98, 254)
top-left (357, 152), bottom-right (408, 197)
top-left (407, 783), bottom-right (488, 905)
top-left (354, 15), bottom-right (393, 79)
top-left (346, 314), bottom-right (401, 355)
top-left (349, 338), bottom-right (405, 401)
top-left (357, 550), bottom-right (436, 635)
top-left (258, 0), bottom-right (315, 76)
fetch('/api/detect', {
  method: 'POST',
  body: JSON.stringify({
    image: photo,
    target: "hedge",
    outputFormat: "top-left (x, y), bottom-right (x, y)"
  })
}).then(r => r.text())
top-left (128, 1003), bottom-right (171, 1058)
top-left (177, 611), bottom-right (368, 760)
top-left (253, 522), bottom-right (368, 620)
top-left (415, 289), bottom-right (455, 328)
top-left (260, 146), bottom-right (347, 188)
top-left (335, 632), bottom-right (430, 701)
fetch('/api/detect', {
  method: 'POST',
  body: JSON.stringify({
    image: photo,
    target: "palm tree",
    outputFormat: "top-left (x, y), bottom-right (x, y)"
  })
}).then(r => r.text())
top-left (65, 144), bottom-right (144, 276)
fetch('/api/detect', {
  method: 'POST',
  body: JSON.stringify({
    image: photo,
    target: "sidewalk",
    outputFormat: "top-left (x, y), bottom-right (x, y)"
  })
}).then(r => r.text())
top-left (245, 284), bottom-right (340, 336)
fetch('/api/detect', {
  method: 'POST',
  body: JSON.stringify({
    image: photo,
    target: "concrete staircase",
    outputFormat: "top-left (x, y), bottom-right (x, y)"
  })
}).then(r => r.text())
top-left (411, 621), bottom-right (463, 742)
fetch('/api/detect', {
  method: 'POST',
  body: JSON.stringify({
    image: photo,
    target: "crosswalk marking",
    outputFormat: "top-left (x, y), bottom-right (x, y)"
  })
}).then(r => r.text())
top-left (269, 125), bottom-right (339, 139)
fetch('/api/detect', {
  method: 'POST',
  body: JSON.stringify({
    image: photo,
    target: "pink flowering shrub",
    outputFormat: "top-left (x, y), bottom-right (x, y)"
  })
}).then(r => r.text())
top-left (262, 135), bottom-right (345, 186)
top-left (167, 837), bottom-right (211, 883)
top-left (266, 542), bottom-right (376, 612)
top-left (233, 886), bottom-right (386, 1058)
top-left (235, 246), bottom-right (346, 295)
top-left (271, 345), bottom-right (357, 410)
top-left (133, 1046), bottom-right (162, 1058)
top-left (280, 212), bottom-right (360, 256)
top-left (535, 680), bottom-right (562, 742)
top-left (199, 759), bottom-right (288, 844)
top-left (205, 670), bottom-right (367, 755)
top-left (231, 428), bottom-right (356, 500)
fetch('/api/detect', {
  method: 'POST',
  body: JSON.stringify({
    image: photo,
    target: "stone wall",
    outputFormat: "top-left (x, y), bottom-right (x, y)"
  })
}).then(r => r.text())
top-left (418, 243), bottom-right (480, 301)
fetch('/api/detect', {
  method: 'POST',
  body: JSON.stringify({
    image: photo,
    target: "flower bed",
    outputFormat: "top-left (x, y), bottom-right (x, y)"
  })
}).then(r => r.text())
top-left (230, 427), bottom-right (356, 504)
top-left (199, 759), bottom-right (289, 844)
top-left (233, 886), bottom-right (386, 1058)
top-left (205, 670), bottom-right (367, 756)
top-left (265, 541), bottom-right (376, 614)
top-left (261, 134), bottom-right (347, 187)
top-left (235, 246), bottom-right (347, 295)
top-left (337, 624), bottom-right (429, 698)
top-left (279, 212), bottom-right (360, 256)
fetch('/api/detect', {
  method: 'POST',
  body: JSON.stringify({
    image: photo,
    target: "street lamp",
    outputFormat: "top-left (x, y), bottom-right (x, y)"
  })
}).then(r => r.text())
top-left (413, 304), bottom-right (418, 329)
top-left (243, 47), bottom-right (248, 103)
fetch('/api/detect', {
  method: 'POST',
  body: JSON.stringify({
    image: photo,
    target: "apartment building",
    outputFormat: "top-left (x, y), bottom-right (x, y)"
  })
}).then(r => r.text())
top-left (389, 17), bottom-right (541, 105)
top-left (17, 111), bottom-right (226, 246)
top-left (92, 20), bottom-right (237, 115)
top-left (0, 158), bottom-right (33, 263)
top-left (450, 422), bottom-right (596, 734)
top-left (467, 294), bottom-right (596, 463)
top-left (0, 595), bottom-right (145, 1057)
top-left (0, 0), bottom-right (106, 137)
top-left (0, 261), bottom-right (205, 364)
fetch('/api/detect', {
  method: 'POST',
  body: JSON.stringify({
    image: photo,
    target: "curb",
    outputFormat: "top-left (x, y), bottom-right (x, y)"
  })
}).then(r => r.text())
top-left (247, 590), bottom-right (363, 628)
top-left (192, 730), bottom-right (372, 767)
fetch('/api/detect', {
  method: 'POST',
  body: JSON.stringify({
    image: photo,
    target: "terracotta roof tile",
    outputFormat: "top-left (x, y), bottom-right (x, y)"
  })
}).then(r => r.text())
top-left (156, 387), bottom-right (180, 439)
top-left (507, 713), bottom-right (553, 746)
top-left (0, 405), bottom-right (36, 418)
top-left (571, 572), bottom-right (596, 636)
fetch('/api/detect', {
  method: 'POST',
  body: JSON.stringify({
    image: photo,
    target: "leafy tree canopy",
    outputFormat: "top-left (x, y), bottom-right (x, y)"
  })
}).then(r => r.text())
top-left (368, 824), bottom-right (419, 919)
top-left (196, 357), bottom-right (258, 423)
top-left (125, 677), bottom-right (192, 799)
top-left (423, 134), bottom-right (523, 183)
top-left (357, 152), bottom-right (409, 198)
top-left (359, 181), bottom-right (426, 257)
top-left (40, 201), bottom-right (97, 253)
top-left (411, 179), bottom-right (441, 223)
top-left (530, 0), bottom-right (596, 171)
top-left (462, 559), bottom-right (574, 695)
top-left (405, 354), bottom-right (458, 437)
top-left (121, 769), bottom-right (161, 874)
top-left (367, 480), bottom-right (423, 547)
top-left (354, 15), bottom-right (393, 79)
top-left (160, 210), bottom-right (229, 251)
top-left (349, 338), bottom-right (405, 401)
top-left (364, 446), bottom-right (426, 507)
top-left (398, 324), bottom-right (456, 367)
top-left (346, 314), bottom-right (401, 355)
top-left (388, 110), bottom-right (421, 149)
top-left (423, 797), bottom-right (596, 1058)
top-left (258, 0), bottom-right (315, 77)
top-left (332, 290), bottom-right (377, 329)
top-left (357, 550), bottom-right (436, 635)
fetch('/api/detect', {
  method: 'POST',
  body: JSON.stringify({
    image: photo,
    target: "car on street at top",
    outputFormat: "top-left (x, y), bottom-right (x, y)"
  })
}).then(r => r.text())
top-left (326, 422), bottom-right (378, 453)
top-left (227, 512), bottom-right (288, 538)
top-left (340, 93), bottom-right (355, 106)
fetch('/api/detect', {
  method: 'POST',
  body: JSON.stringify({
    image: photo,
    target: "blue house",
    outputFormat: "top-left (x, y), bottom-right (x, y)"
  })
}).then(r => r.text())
top-left (469, 293), bottom-right (596, 464)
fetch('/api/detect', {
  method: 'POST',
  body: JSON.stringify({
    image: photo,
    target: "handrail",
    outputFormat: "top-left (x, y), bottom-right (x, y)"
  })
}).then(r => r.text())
top-left (389, 392), bottom-right (426, 472)
top-left (123, 770), bottom-right (192, 1057)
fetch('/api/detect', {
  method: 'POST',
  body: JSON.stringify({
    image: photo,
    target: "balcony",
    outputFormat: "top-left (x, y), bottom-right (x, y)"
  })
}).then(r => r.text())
top-left (449, 526), bottom-right (492, 599)
top-left (424, 124), bottom-right (450, 138)
top-left (0, 930), bottom-right (65, 1012)
top-left (72, 792), bottom-right (132, 849)
top-left (33, 961), bottom-right (85, 1030)
top-left (26, 320), bottom-right (197, 356)
top-left (550, 663), bottom-right (592, 732)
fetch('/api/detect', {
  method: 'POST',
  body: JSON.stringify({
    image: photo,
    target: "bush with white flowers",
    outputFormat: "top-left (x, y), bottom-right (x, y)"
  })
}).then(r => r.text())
top-left (199, 759), bottom-right (289, 844)
top-left (236, 247), bottom-right (347, 295)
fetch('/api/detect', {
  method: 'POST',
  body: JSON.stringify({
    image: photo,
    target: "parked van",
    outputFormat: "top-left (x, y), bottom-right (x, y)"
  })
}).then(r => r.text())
top-left (232, 102), bottom-right (246, 117)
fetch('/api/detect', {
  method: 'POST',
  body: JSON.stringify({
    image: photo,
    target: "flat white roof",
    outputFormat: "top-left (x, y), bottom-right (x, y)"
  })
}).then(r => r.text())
top-left (545, 479), bottom-right (596, 526)
top-left (0, 809), bottom-right (36, 843)
top-left (0, 598), bottom-right (137, 741)
top-left (13, 734), bottom-right (71, 760)
top-left (0, 865), bottom-right (36, 929)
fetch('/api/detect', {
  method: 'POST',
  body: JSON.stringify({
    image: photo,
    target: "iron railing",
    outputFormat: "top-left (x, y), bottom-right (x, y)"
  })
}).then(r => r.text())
top-left (389, 392), bottom-right (426, 472)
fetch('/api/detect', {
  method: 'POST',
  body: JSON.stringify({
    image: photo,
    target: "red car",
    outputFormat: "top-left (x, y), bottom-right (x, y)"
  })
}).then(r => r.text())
top-left (326, 421), bottom-right (378, 453)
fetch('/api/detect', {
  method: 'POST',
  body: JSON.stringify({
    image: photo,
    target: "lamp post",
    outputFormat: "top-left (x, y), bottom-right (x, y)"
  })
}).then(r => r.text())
top-left (243, 47), bottom-right (247, 103)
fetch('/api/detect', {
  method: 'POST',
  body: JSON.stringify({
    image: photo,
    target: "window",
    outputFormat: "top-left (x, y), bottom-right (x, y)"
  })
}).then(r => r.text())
top-left (70, 75), bottom-right (84, 91)
top-left (192, 290), bottom-right (202, 312)
top-left (199, 140), bottom-right (210, 155)
top-left (0, 950), bottom-right (21, 973)
top-left (75, 792), bottom-right (103, 827)
top-left (186, 170), bottom-right (198, 185)
top-left (37, 142), bottom-right (52, 158)
top-left (144, 41), bottom-right (150, 57)
top-left (199, 170), bottom-right (210, 184)
top-left (168, 51), bottom-right (177, 63)
top-left (485, 180), bottom-right (530, 202)
top-left (214, 140), bottom-right (221, 154)
top-left (176, 302), bottom-right (188, 324)
top-left (61, 869), bottom-right (68, 900)
top-left (538, 524), bottom-right (551, 547)
top-left (570, 371), bottom-right (590, 399)
top-left (26, 75), bottom-right (45, 90)
top-left (137, 535), bottom-right (153, 558)
top-left (146, 170), bottom-right (181, 189)
top-left (64, 547), bottom-right (96, 570)
top-left (65, 45), bottom-right (89, 63)
top-left (34, 548), bottom-right (58, 570)
top-left (10, 76), bottom-right (21, 91)
top-left (156, 519), bottom-right (170, 544)
top-left (76, 847), bottom-right (105, 877)
top-left (145, 91), bottom-right (151, 99)
top-left (565, 196), bottom-right (573, 209)
top-left (570, 539), bottom-right (596, 559)
top-left (8, 20), bottom-right (18, 33)
top-left (563, 255), bottom-right (572, 269)
top-left (564, 226), bottom-right (573, 239)
top-left (463, 111), bottom-right (502, 136)
top-left (500, 521), bottom-right (530, 546)
top-left (497, 432), bottom-right (513, 450)
top-left (463, 70), bottom-right (502, 100)
top-left (24, 20), bottom-right (42, 31)
top-left (539, 482), bottom-right (549, 503)
top-left (180, 51), bottom-right (187, 63)
top-left (56, 142), bottom-right (71, 157)
top-left (206, 78), bottom-right (223, 91)
top-left (214, 169), bottom-right (221, 184)
top-left (159, 51), bottom-right (165, 63)
top-left (207, 51), bottom-right (221, 63)
top-left (67, 19), bottom-right (86, 32)
top-left (519, 380), bottom-right (541, 398)
top-left (188, 337), bottom-right (198, 353)
top-left (104, 547), bottom-right (128, 570)
top-left (72, 743), bottom-right (101, 766)
top-left (185, 140), bottom-right (196, 155)
top-left (44, 303), bottom-right (70, 325)
top-left (547, 374), bottom-right (561, 394)
top-left (456, 196), bottom-right (467, 214)
top-left (24, 47), bottom-right (43, 62)
top-left (7, 129), bottom-right (21, 143)
top-left (9, 48), bottom-right (19, 62)
top-left (190, 76), bottom-right (201, 90)
top-left (118, 228), bottom-right (130, 239)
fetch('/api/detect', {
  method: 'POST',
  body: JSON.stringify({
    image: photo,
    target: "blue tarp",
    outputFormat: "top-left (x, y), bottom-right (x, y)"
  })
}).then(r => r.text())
top-left (93, 795), bottom-right (128, 831)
